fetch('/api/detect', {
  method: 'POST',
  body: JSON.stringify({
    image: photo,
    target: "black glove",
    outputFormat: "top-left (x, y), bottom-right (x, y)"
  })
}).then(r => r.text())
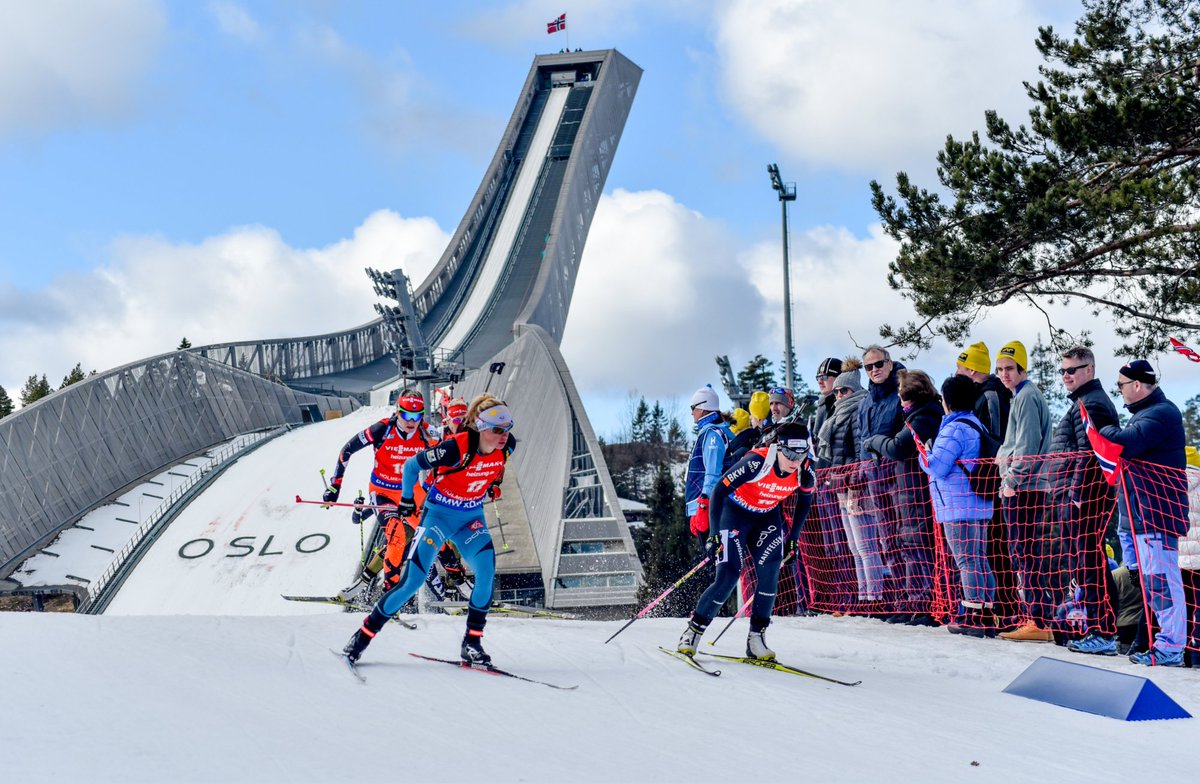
top-left (783, 538), bottom-right (799, 565)
top-left (350, 493), bottom-right (372, 524)
top-left (322, 478), bottom-right (341, 504)
top-left (396, 496), bottom-right (417, 518)
top-left (704, 533), bottom-right (723, 559)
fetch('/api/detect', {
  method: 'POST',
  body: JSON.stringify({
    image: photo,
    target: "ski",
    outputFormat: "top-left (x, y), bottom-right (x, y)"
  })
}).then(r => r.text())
top-left (408, 653), bottom-right (578, 691)
top-left (699, 652), bottom-right (861, 686)
top-left (658, 647), bottom-right (721, 676)
top-left (282, 595), bottom-right (418, 629)
top-left (330, 649), bottom-right (367, 683)
top-left (429, 600), bottom-right (578, 620)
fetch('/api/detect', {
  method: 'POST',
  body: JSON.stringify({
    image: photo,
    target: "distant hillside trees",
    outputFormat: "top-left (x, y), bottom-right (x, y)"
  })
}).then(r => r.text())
top-left (602, 395), bottom-right (703, 616)
top-left (0, 386), bottom-right (13, 419)
top-left (19, 375), bottom-right (52, 406)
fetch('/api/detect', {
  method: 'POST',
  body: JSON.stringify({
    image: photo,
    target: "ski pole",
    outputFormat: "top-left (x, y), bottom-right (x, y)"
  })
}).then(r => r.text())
top-left (603, 555), bottom-right (711, 644)
top-left (491, 497), bottom-right (510, 551)
top-left (295, 495), bottom-right (402, 510)
top-left (355, 491), bottom-right (366, 557)
top-left (319, 469), bottom-right (330, 490)
top-left (708, 594), bottom-right (753, 646)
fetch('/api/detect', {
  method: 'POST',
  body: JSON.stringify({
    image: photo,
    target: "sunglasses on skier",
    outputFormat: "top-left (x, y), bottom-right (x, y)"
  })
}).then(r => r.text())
top-left (778, 441), bottom-right (809, 462)
top-left (398, 410), bottom-right (423, 422)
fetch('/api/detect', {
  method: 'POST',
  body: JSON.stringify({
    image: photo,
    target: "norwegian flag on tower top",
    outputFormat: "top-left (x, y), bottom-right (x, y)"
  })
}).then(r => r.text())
top-left (1079, 401), bottom-right (1124, 486)
top-left (547, 13), bottom-right (566, 33)
top-left (1169, 336), bottom-right (1200, 363)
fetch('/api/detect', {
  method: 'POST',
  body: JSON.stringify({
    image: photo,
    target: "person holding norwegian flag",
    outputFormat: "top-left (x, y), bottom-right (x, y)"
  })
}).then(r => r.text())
top-left (1098, 359), bottom-right (1190, 666)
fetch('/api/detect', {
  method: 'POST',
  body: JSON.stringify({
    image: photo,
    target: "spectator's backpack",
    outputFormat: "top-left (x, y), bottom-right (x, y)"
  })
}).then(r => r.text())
top-left (956, 418), bottom-right (1001, 501)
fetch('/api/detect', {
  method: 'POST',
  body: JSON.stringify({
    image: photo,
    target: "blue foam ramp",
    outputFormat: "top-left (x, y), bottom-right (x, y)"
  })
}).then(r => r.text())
top-left (1003, 656), bottom-right (1191, 721)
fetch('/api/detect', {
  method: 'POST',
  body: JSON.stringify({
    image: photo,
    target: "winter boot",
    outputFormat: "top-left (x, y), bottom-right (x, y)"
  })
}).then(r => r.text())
top-left (461, 629), bottom-right (491, 666)
top-left (746, 629), bottom-right (776, 661)
top-left (677, 620), bottom-right (707, 656)
top-left (342, 626), bottom-right (375, 664)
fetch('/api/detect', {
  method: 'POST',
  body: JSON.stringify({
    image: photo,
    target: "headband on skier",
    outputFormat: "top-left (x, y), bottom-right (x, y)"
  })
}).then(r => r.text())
top-left (474, 404), bottom-right (513, 434)
top-left (396, 394), bottom-right (425, 422)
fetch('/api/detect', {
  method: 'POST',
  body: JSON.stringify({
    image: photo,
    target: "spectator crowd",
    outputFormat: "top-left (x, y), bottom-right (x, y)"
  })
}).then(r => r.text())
top-left (686, 341), bottom-right (1200, 670)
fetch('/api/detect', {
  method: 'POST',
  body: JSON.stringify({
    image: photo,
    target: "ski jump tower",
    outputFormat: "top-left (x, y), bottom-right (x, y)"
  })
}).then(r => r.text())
top-left (187, 50), bottom-right (646, 611)
top-left (0, 50), bottom-right (643, 613)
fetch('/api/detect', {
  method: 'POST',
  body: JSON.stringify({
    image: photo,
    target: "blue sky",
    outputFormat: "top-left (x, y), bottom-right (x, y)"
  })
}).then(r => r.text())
top-left (4, 0), bottom-right (1193, 436)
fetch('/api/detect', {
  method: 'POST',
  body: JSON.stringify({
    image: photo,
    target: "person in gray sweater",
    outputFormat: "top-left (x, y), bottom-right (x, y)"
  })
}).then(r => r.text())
top-left (993, 341), bottom-right (1055, 642)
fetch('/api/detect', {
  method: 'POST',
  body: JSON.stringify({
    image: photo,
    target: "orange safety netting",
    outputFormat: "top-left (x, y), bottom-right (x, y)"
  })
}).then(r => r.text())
top-left (737, 452), bottom-right (1198, 654)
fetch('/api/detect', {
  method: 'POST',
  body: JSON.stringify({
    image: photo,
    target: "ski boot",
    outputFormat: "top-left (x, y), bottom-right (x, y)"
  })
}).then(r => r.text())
top-left (342, 626), bottom-right (375, 664)
top-left (337, 575), bottom-right (369, 602)
top-left (461, 630), bottom-right (491, 666)
top-left (677, 620), bottom-right (706, 656)
top-left (747, 629), bottom-right (776, 660)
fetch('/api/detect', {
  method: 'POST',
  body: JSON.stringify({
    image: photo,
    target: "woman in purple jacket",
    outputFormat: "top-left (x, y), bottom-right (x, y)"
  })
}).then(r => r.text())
top-left (919, 374), bottom-right (996, 637)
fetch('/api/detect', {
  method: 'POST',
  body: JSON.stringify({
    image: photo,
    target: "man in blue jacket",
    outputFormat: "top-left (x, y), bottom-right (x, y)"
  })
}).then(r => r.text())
top-left (1101, 359), bottom-right (1189, 667)
top-left (686, 385), bottom-right (734, 541)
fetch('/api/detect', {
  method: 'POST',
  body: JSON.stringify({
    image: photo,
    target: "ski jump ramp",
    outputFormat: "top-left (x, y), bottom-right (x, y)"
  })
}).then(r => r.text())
top-left (0, 50), bottom-right (644, 614)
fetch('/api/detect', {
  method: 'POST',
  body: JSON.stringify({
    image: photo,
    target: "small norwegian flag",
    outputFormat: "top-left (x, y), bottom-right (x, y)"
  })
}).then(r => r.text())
top-left (1080, 401), bottom-right (1123, 486)
top-left (904, 421), bottom-right (929, 468)
top-left (547, 13), bottom-right (566, 33)
top-left (1169, 336), bottom-right (1200, 363)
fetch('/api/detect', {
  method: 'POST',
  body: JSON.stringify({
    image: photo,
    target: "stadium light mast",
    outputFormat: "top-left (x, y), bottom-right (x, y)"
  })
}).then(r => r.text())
top-left (768, 163), bottom-right (797, 391)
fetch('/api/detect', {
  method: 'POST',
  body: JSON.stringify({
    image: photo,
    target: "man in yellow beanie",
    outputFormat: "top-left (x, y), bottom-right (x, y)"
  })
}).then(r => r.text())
top-left (730, 408), bottom-right (751, 435)
top-left (955, 340), bottom-right (1010, 442)
top-left (748, 391), bottom-right (771, 425)
top-left (994, 339), bottom-right (1055, 642)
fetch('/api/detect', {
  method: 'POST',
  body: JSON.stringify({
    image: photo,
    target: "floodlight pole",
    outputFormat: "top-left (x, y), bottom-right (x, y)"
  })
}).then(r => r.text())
top-left (768, 164), bottom-right (797, 391)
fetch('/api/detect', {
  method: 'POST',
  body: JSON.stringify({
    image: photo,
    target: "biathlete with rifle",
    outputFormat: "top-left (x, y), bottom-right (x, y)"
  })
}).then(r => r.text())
top-left (342, 394), bottom-right (516, 666)
top-left (677, 422), bottom-right (817, 660)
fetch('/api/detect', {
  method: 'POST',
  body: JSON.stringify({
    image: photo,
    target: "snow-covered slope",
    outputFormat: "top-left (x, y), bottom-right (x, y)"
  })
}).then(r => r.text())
top-left (2, 611), bottom-right (1196, 783)
top-left (105, 407), bottom-right (388, 615)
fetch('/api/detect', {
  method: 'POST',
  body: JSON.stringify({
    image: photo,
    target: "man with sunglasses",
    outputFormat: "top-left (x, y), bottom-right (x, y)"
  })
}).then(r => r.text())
top-left (677, 422), bottom-right (817, 660)
top-left (855, 345), bottom-right (907, 616)
top-left (1046, 346), bottom-right (1120, 654)
top-left (685, 385), bottom-right (734, 540)
top-left (324, 389), bottom-right (434, 602)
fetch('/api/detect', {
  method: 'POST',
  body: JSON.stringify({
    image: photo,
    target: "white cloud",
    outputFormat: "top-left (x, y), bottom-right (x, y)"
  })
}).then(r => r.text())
top-left (293, 24), bottom-right (496, 160)
top-left (0, 211), bottom-right (447, 395)
top-left (209, 2), bottom-right (261, 44)
top-left (560, 189), bottom-right (767, 406)
top-left (714, 0), bottom-right (1069, 175)
top-left (0, 0), bottom-right (166, 139)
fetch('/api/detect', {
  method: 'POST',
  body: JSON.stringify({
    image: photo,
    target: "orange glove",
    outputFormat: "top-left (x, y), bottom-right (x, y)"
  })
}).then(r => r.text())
top-left (689, 496), bottom-right (710, 536)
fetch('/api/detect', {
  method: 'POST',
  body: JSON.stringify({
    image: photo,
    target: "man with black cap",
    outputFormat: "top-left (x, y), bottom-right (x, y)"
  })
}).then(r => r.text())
top-left (1098, 360), bottom-right (1189, 666)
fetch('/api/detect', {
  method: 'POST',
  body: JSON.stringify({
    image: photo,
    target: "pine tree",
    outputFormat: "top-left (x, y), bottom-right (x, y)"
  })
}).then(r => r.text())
top-left (631, 397), bottom-right (650, 443)
top-left (178, 337), bottom-right (192, 349)
top-left (59, 363), bottom-right (88, 389)
top-left (871, 0), bottom-right (1200, 355)
top-left (1183, 394), bottom-right (1200, 447)
top-left (18, 374), bottom-right (52, 407)
top-left (1030, 335), bottom-right (1068, 418)
top-left (0, 386), bottom-right (13, 418)
top-left (737, 355), bottom-right (777, 394)
top-left (637, 462), bottom-right (699, 616)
